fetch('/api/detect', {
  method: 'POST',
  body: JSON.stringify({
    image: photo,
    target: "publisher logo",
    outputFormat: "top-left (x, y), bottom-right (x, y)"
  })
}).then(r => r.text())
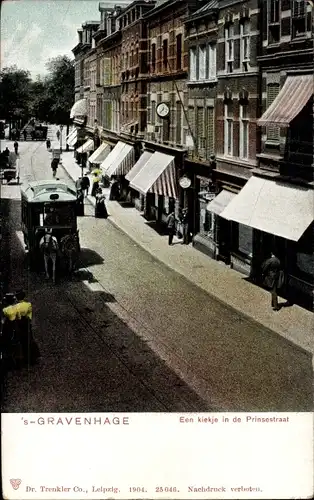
top-left (10, 479), bottom-right (22, 490)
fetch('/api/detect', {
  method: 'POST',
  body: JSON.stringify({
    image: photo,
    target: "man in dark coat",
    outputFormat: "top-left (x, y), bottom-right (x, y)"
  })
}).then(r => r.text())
top-left (81, 175), bottom-right (90, 197)
top-left (261, 252), bottom-right (282, 311)
top-left (166, 211), bottom-right (176, 246)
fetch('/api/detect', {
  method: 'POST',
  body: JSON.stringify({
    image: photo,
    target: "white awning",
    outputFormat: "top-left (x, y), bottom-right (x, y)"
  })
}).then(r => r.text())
top-left (101, 141), bottom-right (135, 178)
top-left (70, 99), bottom-right (87, 118)
top-left (76, 138), bottom-right (94, 154)
top-left (125, 151), bottom-right (153, 183)
top-left (88, 142), bottom-right (111, 164)
top-left (206, 189), bottom-right (236, 215)
top-left (66, 129), bottom-right (77, 147)
top-left (129, 151), bottom-right (178, 199)
top-left (220, 176), bottom-right (314, 242)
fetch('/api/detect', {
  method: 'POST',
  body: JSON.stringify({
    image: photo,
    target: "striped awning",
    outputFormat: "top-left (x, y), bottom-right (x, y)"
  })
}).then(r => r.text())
top-left (66, 129), bottom-right (77, 147)
top-left (258, 74), bottom-right (313, 127)
top-left (101, 141), bottom-right (135, 178)
top-left (129, 152), bottom-right (178, 199)
top-left (125, 151), bottom-right (153, 183)
top-left (70, 99), bottom-right (87, 118)
top-left (88, 141), bottom-right (111, 164)
top-left (76, 138), bottom-right (94, 154)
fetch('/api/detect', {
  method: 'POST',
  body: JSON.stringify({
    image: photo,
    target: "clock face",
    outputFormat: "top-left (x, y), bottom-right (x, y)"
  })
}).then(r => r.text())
top-left (156, 102), bottom-right (170, 118)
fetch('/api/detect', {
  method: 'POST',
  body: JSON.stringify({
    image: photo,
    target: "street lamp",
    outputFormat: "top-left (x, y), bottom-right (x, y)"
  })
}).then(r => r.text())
top-left (59, 124), bottom-right (63, 152)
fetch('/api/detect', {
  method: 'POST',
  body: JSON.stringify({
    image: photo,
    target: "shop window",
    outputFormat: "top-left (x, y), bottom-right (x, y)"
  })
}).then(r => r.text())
top-left (199, 198), bottom-right (215, 237)
top-left (237, 224), bottom-right (253, 257)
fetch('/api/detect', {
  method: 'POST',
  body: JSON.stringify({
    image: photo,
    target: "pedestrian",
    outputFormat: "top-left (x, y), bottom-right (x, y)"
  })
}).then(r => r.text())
top-left (81, 174), bottom-right (90, 197)
top-left (109, 177), bottom-right (120, 200)
top-left (14, 141), bottom-right (18, 155)
top-left (23, 129), bottom-right (27, 141)
top-left (166, 211), bottom-right (176, 246)
top-left (76, 189), bottom-right (85, 216)
top-left (46, 138), bottom-right (51, 150)
top-left (51, 158), bottom-right (59, 178)
top-left (3, 147), bottom-right (10, 158)
top-left (181, 208), bottom-right (190, 245)
top-left (261, 252), bottom-right (283, 311)
top-left (95, 188), bottom-right (108, 218)
top-left (15, 290), bottom-right (40, 365)
top-left (56, 130), bottom-right (60, 141)
top-left (91, 171), bottom-right (101, 197)
top-left (75, 177), bottom-right (83, 191)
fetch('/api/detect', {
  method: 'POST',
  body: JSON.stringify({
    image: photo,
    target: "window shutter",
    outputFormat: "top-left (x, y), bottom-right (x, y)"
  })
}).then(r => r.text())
top-left (266, 84), bottom-right (280, 141)
top-left (206, 107), bottom-right (214, 157)
top-left (176, 103), bottom-right (182, 144)
top-left (197, 107), bottom-right (205, 158)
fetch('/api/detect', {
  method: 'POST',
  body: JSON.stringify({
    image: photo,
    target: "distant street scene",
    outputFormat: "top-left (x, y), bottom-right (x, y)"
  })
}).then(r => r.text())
top-left (0, 0), bottom-right (313, 414)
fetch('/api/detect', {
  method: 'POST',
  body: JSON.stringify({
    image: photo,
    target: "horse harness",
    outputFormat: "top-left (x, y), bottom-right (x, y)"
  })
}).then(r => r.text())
top-left (41, 234), bottom-right (58, 255)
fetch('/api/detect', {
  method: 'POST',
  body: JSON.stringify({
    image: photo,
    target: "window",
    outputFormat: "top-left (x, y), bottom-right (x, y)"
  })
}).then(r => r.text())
top-left (199, 45), bottom-right (206, 80)
top-left (176, 103), bottom-right (182, 144)
top-left (207, 44), bottom-right (216, 79)
top-left (151, 43), bottom-right (156, 72)
top-left (239, 104), bottom-right (249, 159)
top-left (163, 39), bottom-right (168, 71)
top-left (190, 48), bottom-right (197, 81)
top-left (238, 224), bottom-right (253, 257)
top-left (268, 0), bottom-right (280, 44)
top-left (197, 107), bottom-right (205, 157)
top-left (151, 101), bottom-right (156, 125)
top-left (292, 0), bottom-right (307, 37)
top-left (240, 20), bottom-right (250, 70)
top-left (206, 107), bottom-right (214, 157)
top-left (225, 24), bottom-right (234, 73)
top-left (176, 34), bottom-right (182, 70)
top-left (266, 84), bottom-right (280, 142)
top-left (224, 102), bottom-right (233, 156)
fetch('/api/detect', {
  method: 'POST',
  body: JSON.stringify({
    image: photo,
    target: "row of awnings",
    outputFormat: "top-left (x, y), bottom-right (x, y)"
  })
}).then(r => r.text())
top-left (207, 177), bottom-right (314, 242)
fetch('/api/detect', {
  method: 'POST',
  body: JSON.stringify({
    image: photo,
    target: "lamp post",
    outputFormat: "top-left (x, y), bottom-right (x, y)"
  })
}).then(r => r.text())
top-left (59, 124), bottom-right (63, 152)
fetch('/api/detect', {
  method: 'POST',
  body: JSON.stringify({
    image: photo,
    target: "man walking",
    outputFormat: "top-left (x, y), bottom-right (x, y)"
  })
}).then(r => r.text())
top-left (166, 211), bottom-right (176, 246)
top-left (261, 252), bottom-right (282, 311)
top-left (23, 129), bottom-right (27, 141)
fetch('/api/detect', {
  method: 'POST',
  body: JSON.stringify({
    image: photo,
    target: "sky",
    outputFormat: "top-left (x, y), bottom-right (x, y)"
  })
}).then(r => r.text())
top-left (1, 0), bottom-right (131, 79)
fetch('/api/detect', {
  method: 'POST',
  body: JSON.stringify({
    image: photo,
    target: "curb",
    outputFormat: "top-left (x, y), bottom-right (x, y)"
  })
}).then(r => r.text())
top-left (61, 160), bottom-right (314, 358)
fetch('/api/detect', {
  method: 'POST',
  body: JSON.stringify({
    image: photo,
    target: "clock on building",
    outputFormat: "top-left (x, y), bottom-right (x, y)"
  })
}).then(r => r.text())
top-left (156, 102), bottom-right (170, 118)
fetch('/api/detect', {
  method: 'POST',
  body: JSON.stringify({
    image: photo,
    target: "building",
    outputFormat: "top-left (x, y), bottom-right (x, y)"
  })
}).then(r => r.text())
top-left (184, 0), bottom-right (219, 255)
top-left (129, 0), bottom-right (207, 224)
top-left (221, 0), bottom-right (314, 307)
top-left (206, 0), bottom-right (261, 273)
top-left (71, 21), bottom-right (100, 154)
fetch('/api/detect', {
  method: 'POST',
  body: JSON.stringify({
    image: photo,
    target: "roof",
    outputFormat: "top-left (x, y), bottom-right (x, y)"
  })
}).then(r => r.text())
top-left (188, 0), bottom-right (218, 20)
top-left (21, 180), bottom-right (77, 204)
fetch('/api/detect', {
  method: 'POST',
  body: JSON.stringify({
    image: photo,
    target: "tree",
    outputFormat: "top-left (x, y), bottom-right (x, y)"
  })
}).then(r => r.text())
top-left (0, 66), bottom-right (32, 130)
top-left (45, 56), bottom-right (74, 134)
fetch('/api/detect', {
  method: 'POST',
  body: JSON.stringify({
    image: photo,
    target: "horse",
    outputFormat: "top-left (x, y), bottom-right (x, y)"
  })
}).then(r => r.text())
top-left (60, 232), bottom-right (80, 277)
top-left (39, 233), bottom-right (59, 284)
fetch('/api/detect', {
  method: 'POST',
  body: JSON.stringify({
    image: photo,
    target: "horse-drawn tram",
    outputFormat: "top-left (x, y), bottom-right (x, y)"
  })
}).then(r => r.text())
top-left (21, 180), bottom-right (80, 281)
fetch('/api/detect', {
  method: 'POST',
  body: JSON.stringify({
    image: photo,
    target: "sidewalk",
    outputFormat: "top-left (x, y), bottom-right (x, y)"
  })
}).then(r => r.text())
top-left (61, 150), bottom-right (314, 358)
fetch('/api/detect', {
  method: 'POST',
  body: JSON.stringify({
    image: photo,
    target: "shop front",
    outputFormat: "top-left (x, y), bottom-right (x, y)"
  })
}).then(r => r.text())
top-left (128, 150), bottom-right (179, 224)
top-left (221, 175), bottom-right (314, 308)
top-left (100, 140), bottom-right (136, 200)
